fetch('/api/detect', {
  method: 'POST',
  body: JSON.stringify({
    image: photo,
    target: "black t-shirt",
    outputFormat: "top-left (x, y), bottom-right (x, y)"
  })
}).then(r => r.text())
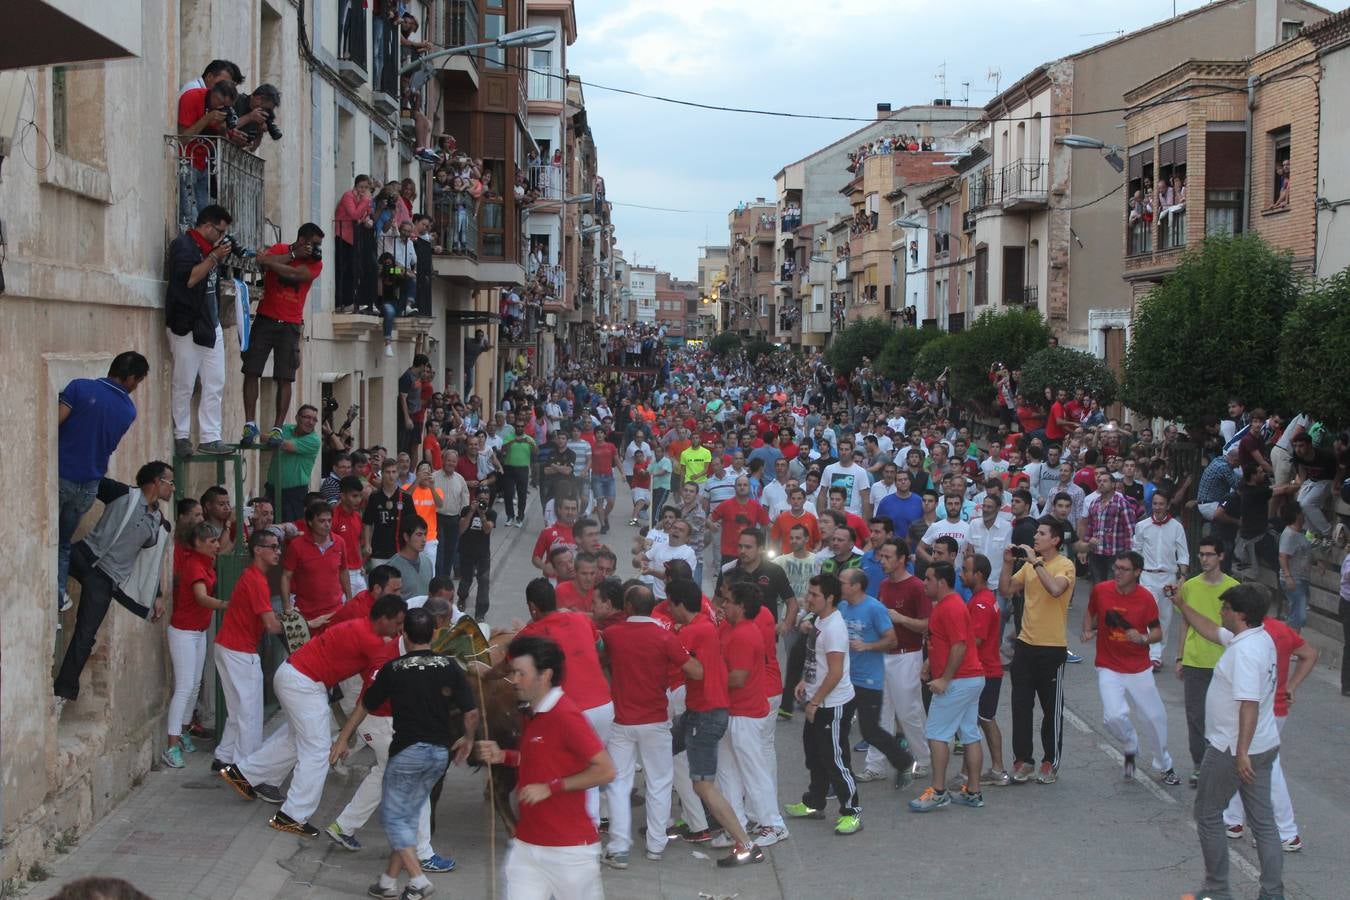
top-left (1238, 483), bottom-right (1272, 539)
top-left (363, 488), bottom-right (414, 559)
top-left (398, 368), bottom-right (421, 416)
top-left (1119, 480), bottom-right (1145, 506)
top-left (1297, 447), bottom-right (1336, 481)
top-left (363, 650), bottom-right (477, 759)
top-left (717, 560), bottom-right (795, 621)
top-left (459, 505), bottom-right (496, 557)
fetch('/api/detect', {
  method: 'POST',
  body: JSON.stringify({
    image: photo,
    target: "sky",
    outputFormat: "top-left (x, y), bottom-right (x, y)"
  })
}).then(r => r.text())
top-left (565, 0), bottom-right (1317, 280)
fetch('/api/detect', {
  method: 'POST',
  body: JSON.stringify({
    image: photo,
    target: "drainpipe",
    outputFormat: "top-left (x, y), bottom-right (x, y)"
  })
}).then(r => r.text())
top-left (1242, 74), bottom-right (1259, 234)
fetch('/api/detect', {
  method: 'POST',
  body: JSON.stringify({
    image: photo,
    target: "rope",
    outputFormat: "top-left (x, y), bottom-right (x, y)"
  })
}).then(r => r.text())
top-left (471, 670), bottom-right (499, 900)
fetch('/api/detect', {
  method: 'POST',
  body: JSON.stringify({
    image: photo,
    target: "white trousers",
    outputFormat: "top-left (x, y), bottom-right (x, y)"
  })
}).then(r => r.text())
top-left (505, 840), bottom-right (604, 900)
top-left (215, 645), bottom-right (263, 764)
top-left (334, 714), bottom-right (434, 858)
top-left (238, 662), bottom-right (334, 824)
top-left (168, 326), bottom-right (225, 442)
top-left (715, 713), bottom-right (779, 832)
top-left (759, 696), bottom-right (784, 829)
top-left (867, 651), bottom-right (929, 772)
top-left (604, 721), bottom-right (673, 855)
top-left (666, 685), bottom-right (707, 832)
top-left (348, 568), bottom-right (368, 595)
top-left (167, 626), bottom-right (208, 736)
top-left (1097, 668), bottom-right (1173, 772)
top-left (1141, 574), bottom-right (1174, 664)
top-left (1224, 716), bottom-right (1297, 840)
top-left (582, 702), bottom-right (614, 827)
top-left (424, 539), bottom-right (438, 572)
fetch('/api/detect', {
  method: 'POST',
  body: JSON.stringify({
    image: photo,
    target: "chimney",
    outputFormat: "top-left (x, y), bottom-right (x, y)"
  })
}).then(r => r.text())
top-left (876, 102), bottom-right (892, 119)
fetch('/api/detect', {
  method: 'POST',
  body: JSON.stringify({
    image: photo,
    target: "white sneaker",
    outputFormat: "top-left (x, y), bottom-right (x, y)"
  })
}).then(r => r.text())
top-left (505, 517), bottom-right (516, 527)
top-left (854, 769), bottom-right (888, 783)
top-left (53, 696), bottom-right (68, 719)
top-left (709, 831), bottom-right (736, 849)
top-left (59, 591), bottom-right (73, 613)
top-left (384, 343), bottom-right (394, 358)
top-left (754, 825), bottom-right (789, 847)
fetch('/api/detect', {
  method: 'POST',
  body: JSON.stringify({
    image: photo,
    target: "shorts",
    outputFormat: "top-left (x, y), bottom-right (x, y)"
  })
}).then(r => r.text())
top-left (631, 487), bottom-right (651, 505)
top-left (924, 676), bottom-right (983, 744)
top-left (672, 707), bottom-right (727, 781)
top-left (590, 473), bottom-right (616, 499)
top-left (241, 315), bottom-right (302, 381)
top-left (978, 675), bottom-right (1003, 721)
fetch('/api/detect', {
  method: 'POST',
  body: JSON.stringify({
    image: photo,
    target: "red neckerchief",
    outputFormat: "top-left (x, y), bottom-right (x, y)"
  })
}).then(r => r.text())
top-left (1151, 513), bottom-right (1172, 526)
top-left (187, 228), bottom-right (215, 255)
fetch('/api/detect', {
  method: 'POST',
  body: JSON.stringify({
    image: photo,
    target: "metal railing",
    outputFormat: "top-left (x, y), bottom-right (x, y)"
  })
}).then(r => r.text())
top-left (432, 192), bottom-right (479, 257)
top-left (1009, 284), bottom-right (1038, 305)
top-left (1159, 207), bottom-right (1186, 250)
top-left (528, 68), bottom-right (561, 101)
top-left (165, 134), bottom-right (265, 271)
top-left (997, 159), bottom-right (1048, 204)
top-left (1127, 218), bottom-right (1153, 256)
top-left (781, 213), bottom-right (802, 232)
top-left (338, 0), bottom-right (367, 71)
top-left (535, 263), bottom-right (566, 299)
top-left (527, 163), bottom-right (563, 200)
top-left (373, 13), bottom-right (400, 99)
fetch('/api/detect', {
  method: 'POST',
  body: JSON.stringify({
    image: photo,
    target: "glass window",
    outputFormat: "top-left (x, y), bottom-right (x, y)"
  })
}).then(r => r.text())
top-left (484, 15), bottom-right (505, 68)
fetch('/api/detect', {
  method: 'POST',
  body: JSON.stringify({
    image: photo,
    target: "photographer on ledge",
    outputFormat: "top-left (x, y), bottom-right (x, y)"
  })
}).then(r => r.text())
top-left (230, 83), bottom-right (282, 152)
top-left (242, 223), bottom-right (325, 448)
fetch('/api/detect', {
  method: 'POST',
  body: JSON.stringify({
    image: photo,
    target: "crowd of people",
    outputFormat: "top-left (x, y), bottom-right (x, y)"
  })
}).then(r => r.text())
top-left (846, 133), bottom-right (937, 172)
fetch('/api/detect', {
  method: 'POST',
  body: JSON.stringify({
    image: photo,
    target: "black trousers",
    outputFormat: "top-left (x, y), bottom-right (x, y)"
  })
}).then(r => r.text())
top-left (335, 238), bottom-right (355, 309)
top-left (266, 483), bottom-right (308, 524)
top-left (502, 465), bottom-right (530, 520)
top-left (801, 704), bottom-right (859, 815)
top-left (54, 542), bottom-right (150, 700)
top-left (844, 685), bottom-right (913, 773)
top-left (1183, 665), bottom-right (1215, 768)
top-left (457, 553), bottom-right (491, 619)
top-left (1009, 640), bottom-right (1067, 767)
top-left (781, 630), bottom-right (808, 713)
top-left (435, 514), bottom-right (460, 580)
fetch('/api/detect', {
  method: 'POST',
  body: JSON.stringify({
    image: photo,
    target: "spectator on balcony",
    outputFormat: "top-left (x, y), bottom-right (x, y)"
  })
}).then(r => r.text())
top-left (413, 214), bottom-right (434, 316)
top-left (178, 58), bottom-right (244, 97)
top-left (465, 329), bottom-right (493, 396)
top-left (399, 11), bottom-right (434, 61)
top-left (241, 223), bottom-right (325, 448)
top-left (399, 178), bottom-right (418, 219)
top-left (372, 0), bottom-right (400, 94)
top-left (1274, 160), bottom-right (1291, 208)
top-left (231, 83), bottom-right (281, 152)
top-left (167, 204), bottom-right (234, 457)
top-left (374, 183), bottom-right (411, 246)
top-left (176, 79), bottom-right (239, 222)
top-left (334, 175), bottom-right (374, 312)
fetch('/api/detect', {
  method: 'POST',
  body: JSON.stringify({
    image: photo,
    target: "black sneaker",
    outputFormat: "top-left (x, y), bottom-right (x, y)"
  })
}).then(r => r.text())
top-left (1123, 754), bottom-right (1136, 781)
top-left (255, 784), bottom-right (285, 804)
top-left (210, 758), bottom-right (228, 773)
top-left (681, 828), bottom-right (715, 843)
top-left (1161, 769), bottom-right (1182, 786)
top-left (268, 811), bottom-right (319, 837)
top-left (716, 843), bottom-right (765, 867)
top-left (219, 763), bottom-right (256, 800)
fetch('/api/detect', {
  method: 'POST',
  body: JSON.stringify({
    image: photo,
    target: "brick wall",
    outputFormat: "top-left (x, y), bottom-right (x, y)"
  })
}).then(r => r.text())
top-left (1249, 43), bottom-right (1319, 269)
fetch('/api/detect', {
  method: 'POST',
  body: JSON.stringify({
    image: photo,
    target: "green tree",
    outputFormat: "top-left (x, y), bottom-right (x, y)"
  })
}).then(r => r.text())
top-left (912, 332), bottom-right (960, 382)
top-left (1122, 234), bottom-right (1295, 424)
top-left (744, 339), bottom-right (777, 365)
top-left (876, 325), bottom-right (942, 384)
top-left (1018, 346), bottom-right (1118, 407)
top-left (945, 307), bottom-right (1051, 410)
top-left (824, 318), bottom-right (894, 374)
top-left (1280, 267), bottom-right (1350, 425)
top-left (708, 331), bottom-right (742, 357)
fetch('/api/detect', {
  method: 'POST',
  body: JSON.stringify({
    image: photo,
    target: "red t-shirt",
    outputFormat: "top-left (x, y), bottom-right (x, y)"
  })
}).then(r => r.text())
top-left (1262, 617), bottom-right (1306, 718)
top-left (216, 566), bottom-right (275, 653)
top-left (518, 611), bottom-right (611, 710)
top-left (422, 433), bottom-right (443, 471)
top-left (630, 460), bottom-right (651, 489)
top-left (328, 589), bottom-right (375, 627)
top-left (176, 87), bottom-right (221, 170)
top-left (171, 547), bottom-right (217, 632)
top-left (356, 638), bottom-right (403, 718)
top-left (754, 605), bottom-right (782, 698)
top-left (533, 523), bottom-right (576, 561)
top-left (604, 617), bottom-right (691, 725)
top-left (1088, 582), bottom-right (1161, 675)
top-left (721, 619), bottom-right (768, 718)
top-left (591, 442), bottom-right (617, 476)
top-left (555, 580), bottom-right (594, 614)
top-left (331, 505), bottom-right (365, 571)
top-left (514, 692), bottom-right (606, 847)
top-left (289, 617), bottom-right (390, 688)
top-left (928, 593), bottom-right (984, 680)
top-left (878, 575), bottom-right (930, 653)
top-left (1045, 401), bottom-right (1068, 441)
top-left (710, 498), bottom-right (769, 557)
top-left (257, 243), bottom-right (322, 324)
top-left (284, 535), bottom-right (348, 622)
top-left (679, 614), bottom-right (729, 711)
top-left (966, 588), bottom-right (1003, 677)
top-left (455, 454), bottom-right (478, 483)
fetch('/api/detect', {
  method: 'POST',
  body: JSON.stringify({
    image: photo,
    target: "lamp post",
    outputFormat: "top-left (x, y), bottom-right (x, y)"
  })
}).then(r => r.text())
top-left (400, 26), bottom-right (557, 79)
top-left (1057, 134), bottom-right (1125, 173)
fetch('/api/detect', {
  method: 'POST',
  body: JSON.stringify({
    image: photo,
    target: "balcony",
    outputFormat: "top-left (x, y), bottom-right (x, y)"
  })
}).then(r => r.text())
top-left (337, 0), bottom-right (368, 86)
top-left (431, 194), bottom-right (479, 260)
top-left (1004, 285), bottom-right (1038, 306)
top-left (437, 0), bottom-right (480, 88)
top-left (372, 14), bottom-right (400, 114)
top-left (1127, 218), bottom-right (1153, 257)
top-left (995, 159), bottom-right (1048, 210)
top-left (962, 209), bottom-right (977, 232)
top-left (1158, 207), bottom-right (1187, 251)
top-left (526, 163), bottom-right (563, 203)
top-left (528, 67), bottom-right (562, 102)
top-left (165, 134), bottom-right (264, 273)
top-left (534, 264), bottom-right (567, 309)
top-left (781, 211), bottom-right (802, 232)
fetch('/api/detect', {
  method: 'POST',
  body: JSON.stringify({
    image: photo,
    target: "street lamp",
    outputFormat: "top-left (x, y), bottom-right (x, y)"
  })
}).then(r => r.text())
top-left (400, 26), bottom-right (557, 78)
top-left (891, 216), bottom-right (927, 229)
top-left (1058, 134), bottom-right (1125, 172)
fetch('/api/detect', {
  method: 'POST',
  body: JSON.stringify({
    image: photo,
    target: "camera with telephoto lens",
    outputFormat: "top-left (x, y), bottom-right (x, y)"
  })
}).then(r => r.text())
top-left (221, 233), bottom-right (255, 259)
top-left (222, 104), bottom-right (239, 131)
top-left (263, 109), bottom-right (282, 141)
top-left (383, 263), bottom-right (406, 281)
top-left (1011, 546), bottom-right (1029, 560)
top-left (322, 396), bottom-right (340, 416)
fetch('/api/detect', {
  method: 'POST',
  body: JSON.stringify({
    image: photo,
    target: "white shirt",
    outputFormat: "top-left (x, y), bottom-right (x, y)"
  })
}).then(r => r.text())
top-left (965, 516), bottom-right (1013, 586)
top-left (623, 441), bottom-right (652, 477)
top-left (820, 462), bottom-right (870, 515)
top-left (643, 542), bottom-right (697, 599)
top-left (1205, 626), bottom-right (1279, 755)
top-left (803, 609), bottom-right (855, 708)
top-left (1133, 516), bottom-right (1189, 575)
top-left (887, 416), bottom-right (907, 434)
top-left (922, 518), bottom-right (970, 563)
top-left (761, 480), bottom-right (790, 520)
top-left (871, 481), bottom-right (897, 504)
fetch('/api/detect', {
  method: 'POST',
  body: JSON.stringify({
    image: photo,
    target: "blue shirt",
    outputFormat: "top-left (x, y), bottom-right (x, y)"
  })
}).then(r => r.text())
top-left (837, 595), bottom-right (893, 690)
top-left (859, 549), bottom-right (884, 597)
top-left (59, 377), bottom-right (136, 482)
top-left (748, 445), bottom-right (784, 482)
top-left (876, 492), bottom-right (923, 541)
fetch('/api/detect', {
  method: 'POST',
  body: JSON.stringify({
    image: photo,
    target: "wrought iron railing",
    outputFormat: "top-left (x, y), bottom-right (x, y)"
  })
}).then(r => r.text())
top-left (338, 0), bottom-right (367, 71)
top-left (165, 134), bottom-right (265, 271)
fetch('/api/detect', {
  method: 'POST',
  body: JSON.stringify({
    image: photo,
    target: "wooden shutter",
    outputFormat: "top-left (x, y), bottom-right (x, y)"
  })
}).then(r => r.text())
top-left (1206, 131), bottom-right (1246, 190)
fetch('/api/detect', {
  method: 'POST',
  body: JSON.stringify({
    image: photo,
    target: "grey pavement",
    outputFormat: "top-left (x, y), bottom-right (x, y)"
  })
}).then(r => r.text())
top-left (21, 485), bottom-right (1350, 900)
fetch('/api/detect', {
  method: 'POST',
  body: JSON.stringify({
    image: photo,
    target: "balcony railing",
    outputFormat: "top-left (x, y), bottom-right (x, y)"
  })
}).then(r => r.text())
top-left (1006, 285), bottom-right (1038, 305)
top-left (446, 0), bottom-right (479, 47)
top-left (976, 159), bottom-right (1049, 209)
top-left (528, 68), bottom-right (562, 101)
top-left (1127, 218), bottom-right (1153, 256)
top-left (535, 263), bottom-right (566, 300)
top-left (431, 192), bottom-right (479, 258)
top-left (962, 209), bottom-right (977, 232)
top-left (527, 163), bottom-right (563, 201)
top-left (781, 212), bottom-right (802, 232)
top-left (1159, 207), bottom-right (1186, 250)
top-left (372, 12), bottom-right (400, 109)
top-left (337, 0), bottom-right (368, 82)
top-left (165, 134), bottom-right (264, 272)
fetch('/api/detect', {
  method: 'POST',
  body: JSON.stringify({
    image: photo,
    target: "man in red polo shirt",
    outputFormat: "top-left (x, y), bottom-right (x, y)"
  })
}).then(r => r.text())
top-left (328, 564), bottom-right (401, 628)
top-left (517, 579), bottom-right (614, 825)
top-left (556, 551), bottom-right (600, 614)
top-left (240, 224), bottom-right (325, 448)
top-left (477, 635), bottom-right (615, 899)
top-left (600, 584), bottom-right (700, 868)
top-left (281, 502), bottom-right (352, 636)
top-left (965, 553), bottom-right (1010, 785)
top-left (330, 476), bottom-right (369, 594)
top-left (221, 595), bottom-right (407, 836)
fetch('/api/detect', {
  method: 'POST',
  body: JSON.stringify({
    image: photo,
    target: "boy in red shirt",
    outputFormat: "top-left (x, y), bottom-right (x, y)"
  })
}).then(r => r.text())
top-left (963, 554), bottom-right (1009, 785)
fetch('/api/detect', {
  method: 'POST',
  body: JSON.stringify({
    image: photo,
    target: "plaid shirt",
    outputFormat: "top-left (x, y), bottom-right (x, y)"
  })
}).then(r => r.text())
top-left (1082, 492), bottom-right (1134, 556)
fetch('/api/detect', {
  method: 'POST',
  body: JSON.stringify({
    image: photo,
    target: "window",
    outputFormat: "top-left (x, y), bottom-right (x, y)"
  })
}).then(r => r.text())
top-left (480, 158), bottom-right (506, 256)
top-left (974, 245), bottom-right (988, 306)
top-left (1126, 141), bottom-right (1154, 255)
top-left (1002, 246), bottom-right (1025, 304)
top-left (1270, 126), bottom-right (1290, 207)
top-left (51, 66), bottom-right (68, 154)
top-left (1280, 19), bottom-right (1303, 42)
top-left (1204, 127), bottom-right (1245, 235)
top-left (529, 49), bottom-right (554, 100)
top-left (484, 14), bottom-right (506, 68)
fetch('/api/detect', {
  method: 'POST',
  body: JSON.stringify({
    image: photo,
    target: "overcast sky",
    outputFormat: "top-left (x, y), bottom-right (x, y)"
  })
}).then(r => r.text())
top-left (566, 0), bottom-right (1322, 280)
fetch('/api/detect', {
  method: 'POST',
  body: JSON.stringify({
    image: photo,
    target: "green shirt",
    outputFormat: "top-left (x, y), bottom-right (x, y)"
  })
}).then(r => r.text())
top-left (679, 446), bottom-right (712, 483)
top-left (269, 424), bottom-right (321, 489)
top-left (1179, 573), bottom-right (1239, 669)
top-left (502, 433), bottom-right (535, 468)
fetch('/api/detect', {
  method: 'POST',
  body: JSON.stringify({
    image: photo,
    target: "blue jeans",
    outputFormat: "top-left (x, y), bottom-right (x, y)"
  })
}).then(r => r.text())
top-left (57, 478), bottom-right (100, 605)
top-left (381, 742), bottom-right (449, 849)
top-left (382, 295), bottom-right (403, 339)
top-left (1283, 579), bottom-right (1309, 631)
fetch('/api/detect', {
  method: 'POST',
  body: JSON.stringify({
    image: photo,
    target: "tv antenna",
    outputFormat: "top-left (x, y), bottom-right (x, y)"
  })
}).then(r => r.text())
top-left (935, 62), bottom-right (947, 101)
top-left (986, 67), bottom-right (1002, 95)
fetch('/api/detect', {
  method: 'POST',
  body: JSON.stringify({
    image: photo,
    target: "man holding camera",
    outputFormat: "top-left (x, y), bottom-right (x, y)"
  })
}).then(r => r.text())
top-left (167, 204), bottom-right (235, 457)
top-left (176, 79), bottom-right (238, 221)
top-left (457, 484), bottom-right (497, 619)
top-left (241, 224), bottom-right (325, 448)
top-left (230, 83), bottom-right (281, 152)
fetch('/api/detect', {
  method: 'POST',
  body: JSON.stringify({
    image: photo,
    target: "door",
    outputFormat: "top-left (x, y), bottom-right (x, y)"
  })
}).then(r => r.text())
top-left (1103, 327), bottom-right (1125, 421)
top-left (1001, 247), bottom-right (1025, 304)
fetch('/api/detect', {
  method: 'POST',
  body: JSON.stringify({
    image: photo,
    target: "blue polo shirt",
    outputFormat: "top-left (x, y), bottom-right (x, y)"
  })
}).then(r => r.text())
top-left (59, 377), bottom-right (136, 482)
top-left (859, 549), bottom-right (884, 597)
top-left (837, 595), bottom-right (893, 691)
top-left (876, 492), bottom-right (923, 543)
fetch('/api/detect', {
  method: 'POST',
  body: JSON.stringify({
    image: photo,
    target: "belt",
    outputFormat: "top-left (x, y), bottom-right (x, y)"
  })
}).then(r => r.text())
top-left (1144, 568), bottom-right (1169, 574)
top-left (893, 647), bottom-right (922, 655)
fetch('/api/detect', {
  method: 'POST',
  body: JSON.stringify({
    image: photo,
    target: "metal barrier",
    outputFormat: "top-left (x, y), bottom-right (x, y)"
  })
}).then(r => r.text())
top-left (164, 134), bottom-right (265, 272)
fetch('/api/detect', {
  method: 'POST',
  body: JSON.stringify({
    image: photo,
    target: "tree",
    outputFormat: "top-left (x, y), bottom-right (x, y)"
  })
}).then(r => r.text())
top-left (945, 307), bottom-right (1051, 410)
top-left (1280, 267), bottom-right (1350, 425)
top-left (824, 318), bottom-right (894, 374)
top-left (912, 333), bottom-right (960, 382)
top-left (876, 325), bottom-right (942, 384)
top-left (708, 331), bottom-right (742, 358)
top-left (744, 339), bottom-right (777, 365)
top-left (1018, 346), bottom-right (1118, 407)
top-left (1122, 234), bottom-right (1295, 425)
